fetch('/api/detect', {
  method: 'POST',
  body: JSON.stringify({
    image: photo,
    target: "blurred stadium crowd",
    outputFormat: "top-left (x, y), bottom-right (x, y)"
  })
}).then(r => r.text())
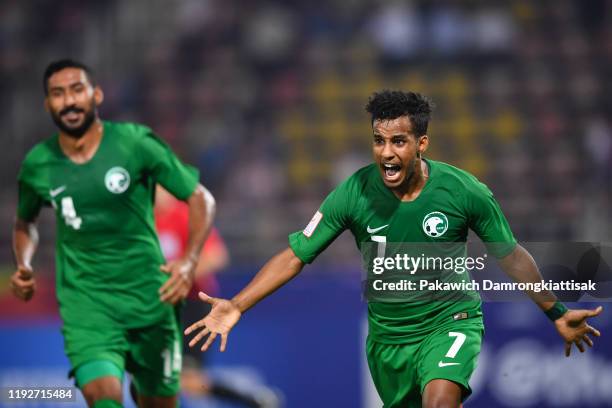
top-left (1, 0), bottom-right (611, 266)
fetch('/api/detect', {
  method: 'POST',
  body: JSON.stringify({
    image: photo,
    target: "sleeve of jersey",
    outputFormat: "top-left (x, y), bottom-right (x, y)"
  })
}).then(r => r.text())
top-left (16, 165), bottom-right (43, 222)
top-left (467, 181), bottom-right (517, 259)
top-left (140, 130), bottom-right (200, 200)
top-left (288, 182), bottom-right (353, 264)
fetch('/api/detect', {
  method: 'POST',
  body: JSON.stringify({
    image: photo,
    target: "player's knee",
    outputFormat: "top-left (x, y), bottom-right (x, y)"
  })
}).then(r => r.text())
top-left (422, 378), bottom-right (462, 408)
top-left (81, 377), bottom-right (122, 407)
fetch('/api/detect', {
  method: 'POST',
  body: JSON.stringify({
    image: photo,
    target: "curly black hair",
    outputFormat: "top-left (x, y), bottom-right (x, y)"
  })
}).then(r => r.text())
top-left (43, 59), bottom-right (95, 95)
top-left (365, 90), bottom-right (433, 137)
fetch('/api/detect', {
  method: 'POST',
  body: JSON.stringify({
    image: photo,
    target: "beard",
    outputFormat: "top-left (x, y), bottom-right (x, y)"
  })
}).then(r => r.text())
top-left (50, 104), bottom-right (97, 138)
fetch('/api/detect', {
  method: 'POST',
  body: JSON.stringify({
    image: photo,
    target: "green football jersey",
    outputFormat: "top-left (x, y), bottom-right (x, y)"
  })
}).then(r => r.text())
top-left (17, 121), bottom-right (199, 328)
top-left (289, 160), bottom-right (516, 344)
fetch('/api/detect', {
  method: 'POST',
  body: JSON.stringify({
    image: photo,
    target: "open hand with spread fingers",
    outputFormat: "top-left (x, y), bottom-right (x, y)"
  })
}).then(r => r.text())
top-left (185, 292), bottom-right (242, 352)
top-left (554, 306), bottom-right (603, 356)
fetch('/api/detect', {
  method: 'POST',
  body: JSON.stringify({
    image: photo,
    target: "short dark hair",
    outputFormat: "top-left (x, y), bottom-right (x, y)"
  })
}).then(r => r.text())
top-left (365, 90), bottom-right (433, 137)
top-left (43, 59), bottom-right (95, 95)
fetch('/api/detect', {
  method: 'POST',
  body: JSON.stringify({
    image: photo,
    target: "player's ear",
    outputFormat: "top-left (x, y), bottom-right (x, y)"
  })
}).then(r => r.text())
top-left (43, 98), bottom-right (50, 113)
top-left (418, 135), bottom-right (429, 156)
top-left (94, 86), bottom-right (104, 106)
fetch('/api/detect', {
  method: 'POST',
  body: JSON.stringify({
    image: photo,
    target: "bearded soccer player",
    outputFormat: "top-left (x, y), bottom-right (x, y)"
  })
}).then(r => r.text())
top-left (186, 91), bottom-right (603, 407)
top-left (10, 59), bottom-right (215, 408)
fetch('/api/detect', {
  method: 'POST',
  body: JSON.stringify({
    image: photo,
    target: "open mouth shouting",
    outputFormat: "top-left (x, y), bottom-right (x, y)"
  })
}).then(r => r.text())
top-left (382, 162), bottom-right (402, 183)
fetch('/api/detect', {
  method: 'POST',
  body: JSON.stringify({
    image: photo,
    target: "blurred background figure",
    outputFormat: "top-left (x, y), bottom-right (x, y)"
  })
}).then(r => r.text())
top-left (155, 185), bottom-right (228, 395)
top-left (1, 1), bottom-right (611, 407)
top-left (155, 185), bottom-right (279, 407)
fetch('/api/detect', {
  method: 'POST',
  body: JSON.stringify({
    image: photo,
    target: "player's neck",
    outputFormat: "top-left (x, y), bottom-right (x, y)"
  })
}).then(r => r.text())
top-left (391, 159), bottom-right (429, 202)
top-left (58, 119), bottom-right (104, 164)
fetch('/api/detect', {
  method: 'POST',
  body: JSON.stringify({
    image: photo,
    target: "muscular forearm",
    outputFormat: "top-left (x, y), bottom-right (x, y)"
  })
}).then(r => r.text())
top-left (497, 244), bottom-right (557, 311)
top-left (231, 247), bottom-right (305, 313)
top-left (184, 184), bottom-right (216, 263)
top-left (13, 218), bottom-right (38, 269)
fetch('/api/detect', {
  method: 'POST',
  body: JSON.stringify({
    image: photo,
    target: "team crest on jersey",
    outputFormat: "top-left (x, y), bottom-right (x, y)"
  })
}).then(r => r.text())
top-left (105, 167), bottom-right (130, 194)
top-left (422, 211), bottom-right (448, 238)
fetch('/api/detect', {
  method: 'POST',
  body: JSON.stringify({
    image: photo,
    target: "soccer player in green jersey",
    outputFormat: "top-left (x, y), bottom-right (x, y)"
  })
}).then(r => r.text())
top-left (185, 91), bottom-right (603, 407)
top-left (10, 59), bottom-right (215, 408)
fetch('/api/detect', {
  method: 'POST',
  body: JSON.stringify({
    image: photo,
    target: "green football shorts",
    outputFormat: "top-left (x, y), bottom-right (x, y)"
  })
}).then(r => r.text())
top-left (63, 314), bottom-right (182, 397)
top-left (366, 319), bottom-right (483, 408)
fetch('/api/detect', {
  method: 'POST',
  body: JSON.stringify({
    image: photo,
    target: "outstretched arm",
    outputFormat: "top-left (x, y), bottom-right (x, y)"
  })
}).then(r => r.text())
top-left (498, 244), bottom-right (602, 356)
top-left (11, 218), bottom-right (39, 301)
top-left (185, 246), bottom-right (305, 351)
top-left (159, 184), bottom-right (216, 304)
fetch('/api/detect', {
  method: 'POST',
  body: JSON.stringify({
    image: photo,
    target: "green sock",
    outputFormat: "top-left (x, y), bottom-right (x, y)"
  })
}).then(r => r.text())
top-left (92, 399), bottom-right (123, 408)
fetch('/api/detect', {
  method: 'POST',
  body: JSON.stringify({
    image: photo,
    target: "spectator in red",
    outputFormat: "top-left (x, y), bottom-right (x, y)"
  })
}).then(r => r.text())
top-left (155, 185), bottom-right (228, 395)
